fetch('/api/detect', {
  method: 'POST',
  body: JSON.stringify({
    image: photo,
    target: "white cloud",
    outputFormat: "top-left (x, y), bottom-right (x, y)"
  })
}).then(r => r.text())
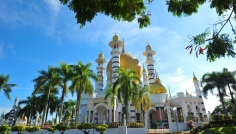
top-left (43, 0), bottom-right (61, 16)
top-left (176, 67), bottom-right (183, 75)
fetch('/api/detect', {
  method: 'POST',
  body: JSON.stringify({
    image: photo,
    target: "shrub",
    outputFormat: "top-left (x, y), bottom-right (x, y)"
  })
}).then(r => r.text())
top-left (221, 126), bottom-right (236, 133)
top-left (11, 125), bottom-right (26, 134)
top-left (96, 124), bottom-right (108, 134)
top-left (77, 123), bottom-right (94, 134)
top-left (56, 124), bottom-right (69, 134)
top-left (0, 124), bottom-right (10, 134)
top-left (187, 120), bottom-right (194, 129)
top-left (173, 131), bottom-right (183, 134)
top-left (25, 126), bottom-right (40, 134)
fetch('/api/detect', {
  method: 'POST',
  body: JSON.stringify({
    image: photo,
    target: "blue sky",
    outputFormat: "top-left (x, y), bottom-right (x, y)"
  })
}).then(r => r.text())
top-left (0, 0), bottom-right (235, 116)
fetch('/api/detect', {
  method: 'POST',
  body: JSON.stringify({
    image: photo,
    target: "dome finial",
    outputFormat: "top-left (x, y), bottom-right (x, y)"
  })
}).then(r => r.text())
top-left (165, 96), bottom-right (169, 103)
top-left (113, 33), bottom-right (119, 41)
top-left (155, 70), bottom-right (161, 82)
top-left (169, 88), bottom-right (172, 98)
top-left (142, 64), bottom-right (146, 72)
top-left (186, 89), bottom-right (189, 96)
top-left (193, 72), bottom-right (198, 81)
top-left (122, 38), bottom-right (125, 53)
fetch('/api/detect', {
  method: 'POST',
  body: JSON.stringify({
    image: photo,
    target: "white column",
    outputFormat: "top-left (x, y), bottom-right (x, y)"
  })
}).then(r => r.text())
top-left (88, 111), bottom-right (91, 123)
top-left (109, 110), bottom-right (112, 123)
top-left (166, 104), bottom-right (174, 133)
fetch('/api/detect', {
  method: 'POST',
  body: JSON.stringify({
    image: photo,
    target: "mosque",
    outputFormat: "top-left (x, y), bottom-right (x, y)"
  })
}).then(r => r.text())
top-left (79, 34), bottom-right (208, 129)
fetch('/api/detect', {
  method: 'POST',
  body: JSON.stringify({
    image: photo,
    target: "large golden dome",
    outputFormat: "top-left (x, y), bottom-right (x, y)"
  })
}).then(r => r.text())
top-left (150, 82), bottom-right (167, 94)
top-left (106, 53), bottom-right (142, 80)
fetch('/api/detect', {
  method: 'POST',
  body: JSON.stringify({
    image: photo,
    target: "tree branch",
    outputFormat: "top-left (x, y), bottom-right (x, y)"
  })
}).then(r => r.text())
top-left (213, 9), bottom-right (234, 38)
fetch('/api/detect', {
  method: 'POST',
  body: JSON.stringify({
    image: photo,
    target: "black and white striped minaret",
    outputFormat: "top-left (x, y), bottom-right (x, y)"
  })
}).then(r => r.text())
top-left (143, 44), bottom-right (156, 85)
top-left (8, 97), bottom-right (18, 126)
top-left (109, 34), bottom-right (123, 83)
top-left (95, 52), bottom-right (106, 91)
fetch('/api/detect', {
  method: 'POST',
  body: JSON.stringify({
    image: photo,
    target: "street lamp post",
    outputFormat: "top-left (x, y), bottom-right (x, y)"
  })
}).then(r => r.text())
top-left (173, 107), bottom-right (178, 132)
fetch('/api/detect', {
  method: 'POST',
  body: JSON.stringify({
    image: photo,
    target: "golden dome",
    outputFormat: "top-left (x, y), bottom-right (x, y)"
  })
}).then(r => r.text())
top-left (150, 82), bottom-right (167, 94)
top-left (98, 52), bottom-right (104, 58)
top-left (113, 34), bottom-right (119, 41)
top-left (146, 44), bottom-right (152, 50)
top-left (106, 53), bottom-right (142, 80)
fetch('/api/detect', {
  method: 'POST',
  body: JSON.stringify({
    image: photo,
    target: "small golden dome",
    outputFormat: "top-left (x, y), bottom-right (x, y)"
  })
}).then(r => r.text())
top-left (146, 44), bottom-right (152, 50)
top-left (143, 68), bottom-right (146, 73)
top-left (113, 34), bottom-right (119, 41)
top-left (150, 82), bottom-right (167, 94)
top-left (186, 89), bottom-right (189, 96)
top-left (106, 53), bottom-right (142, 80)
top-left (165, 96), bottom-right (169, 103)
top-left (98, 52), bottom-right (104, 58)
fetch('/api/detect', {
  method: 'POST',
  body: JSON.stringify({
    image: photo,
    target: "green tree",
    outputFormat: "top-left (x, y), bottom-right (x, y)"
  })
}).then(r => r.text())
top-left (220, 68), bottom-right (236, 113)
top-left (201, 71), bottom-right (228, 115)
top-left (59, 0), bottom-right (236, 62)
top-left (212, 98), bottom-right (235, 115)
top-left (55, 62), bottom-right (73, 123)
top-left (70, 61), bottom-right (97, 123)
top-left (18, 96), bottom-right (40, 125)
top-left (0, 74), bottom-right (16, 99)
top-left (61, 99), bottom-right (76, 121)
top-left (132, 85), bottom-right (152, 121)
top-left (104, 83), bottom-right (118, 122)
top-left (32, 67), bottom-right (60, 126)
top-left (113, 68), bottom-right (140, 122)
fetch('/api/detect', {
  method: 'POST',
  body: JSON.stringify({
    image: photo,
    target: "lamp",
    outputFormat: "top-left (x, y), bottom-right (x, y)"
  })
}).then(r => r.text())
top-left (173, 107), bottom-right (178, 131)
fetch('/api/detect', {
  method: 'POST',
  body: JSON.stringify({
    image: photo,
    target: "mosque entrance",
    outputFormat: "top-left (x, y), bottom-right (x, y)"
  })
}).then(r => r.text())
top-left (94, 106), bottom-right (107, 124)
top-left (148, 109), bottom-right (157, 129)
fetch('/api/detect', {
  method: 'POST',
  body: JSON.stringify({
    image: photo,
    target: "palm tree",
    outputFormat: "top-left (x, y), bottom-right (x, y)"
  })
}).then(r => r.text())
top-left (55, 62), bottom-right (73, 123)
top-left (104, 83), bottom-right (118, 122)
top-left (0, 74), bottom-right (16, 99)
top-left (113, 68), bottom-right (140, 122)
top-left (70, 61), bottom-right (97, 123)
top-left (61, 99), bottom-right (76, 121)
top-left (220, 68), bottom-right (236, 113)
top-left (32, 66), bottom-right (60, 126)
top-left (132, 85), bottom-right (152, 121)
top-left (18, 95), bottom-right (39, 125)
top-left (201, 71), bottom-right (228, 115)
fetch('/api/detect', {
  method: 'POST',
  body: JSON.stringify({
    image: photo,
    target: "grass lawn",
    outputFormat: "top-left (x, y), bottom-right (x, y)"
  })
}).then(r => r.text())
top-left (198, 126), bottom-right (236, 134)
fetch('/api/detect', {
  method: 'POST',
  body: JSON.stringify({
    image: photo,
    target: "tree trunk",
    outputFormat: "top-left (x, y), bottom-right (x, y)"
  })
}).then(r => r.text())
top-left (227, 83), bottom-right (236, 113)
top-left (76, 88), bottom-right (82, 123)
top-left (42, 87), bottom-right (50, 126)
top-left (45, 103), bottom-right (49, 124)
top-left (125, 102), bottom-right (128, 124)
top-left (59, 82), bottom-right (67, 123)
top-left (218, 89), bottom-right (227, 115)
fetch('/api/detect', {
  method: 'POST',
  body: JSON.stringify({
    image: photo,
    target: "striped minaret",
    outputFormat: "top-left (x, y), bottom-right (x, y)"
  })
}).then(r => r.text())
top-left (8, 97), bottom-right (18, 126)
top-left (193, 72), bottom-right (202, 98)
top-left (143, 44), bottom-right (156, 85)
top-left (109, 34), bottom-right (123, 83)
top-left (95, 52), bottom-right (106, 91)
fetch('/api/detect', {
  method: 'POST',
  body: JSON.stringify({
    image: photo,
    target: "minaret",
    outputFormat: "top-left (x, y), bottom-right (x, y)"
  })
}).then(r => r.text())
top-left (95, 52), bottom-right (106, 91)
top-left (142, 65), bottom-right (149, 86)
top-left (143, 44), bottom-right (156, 85)
top-left (109, 34), bottom-right (123, 83)
top-left (193, 72), bottom-right (202, 98)
top-left (8, 97), bottom-right (18, 126)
